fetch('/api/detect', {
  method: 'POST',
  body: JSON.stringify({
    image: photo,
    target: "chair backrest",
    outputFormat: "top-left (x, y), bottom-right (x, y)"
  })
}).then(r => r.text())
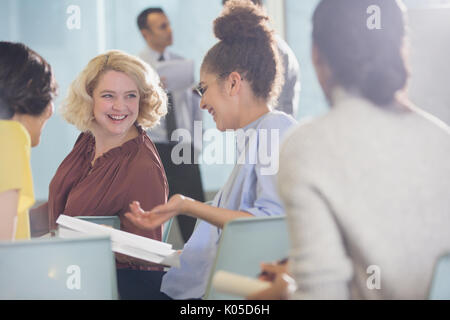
top-left (204, 215), bottom-right (289, 300)
top-left (162, 218), bottom-right (174, 243)
top-left (75, 216), bottom-right (121, 230)
top-left (0, 236), bottom-right (118, 300)
top-left (428, 252), bottom-right (450, 300)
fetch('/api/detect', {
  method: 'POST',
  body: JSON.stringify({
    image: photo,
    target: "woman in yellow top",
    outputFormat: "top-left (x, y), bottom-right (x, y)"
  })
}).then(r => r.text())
top-left (0, 42), bottom-right (57, 240)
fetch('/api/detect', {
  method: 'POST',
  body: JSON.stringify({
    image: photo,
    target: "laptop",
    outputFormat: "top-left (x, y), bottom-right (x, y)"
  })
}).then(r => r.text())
top-left (0, 236), bottom-right (118, 300)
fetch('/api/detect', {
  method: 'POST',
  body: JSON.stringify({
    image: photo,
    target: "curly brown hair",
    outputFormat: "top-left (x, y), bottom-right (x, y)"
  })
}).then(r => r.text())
top-left (0, 42), bottom-right (58, 119)
top-left (313, 0), bottom-right (409, 106)
top-left (202, 0), bottom-right (283, 105)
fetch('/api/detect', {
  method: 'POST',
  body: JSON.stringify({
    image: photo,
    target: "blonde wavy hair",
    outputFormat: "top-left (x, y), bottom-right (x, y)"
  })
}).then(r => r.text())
top-left (61, 50), bottom-right (167, 131)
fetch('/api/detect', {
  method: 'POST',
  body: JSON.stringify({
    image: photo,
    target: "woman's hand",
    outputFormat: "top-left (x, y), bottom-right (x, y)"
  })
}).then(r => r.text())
top-left (246, 260), bottom-right (297, 300)
top-left (258, 259), bottom-right (289, 282)
top-left (125, 194), bottom-right (189, 231)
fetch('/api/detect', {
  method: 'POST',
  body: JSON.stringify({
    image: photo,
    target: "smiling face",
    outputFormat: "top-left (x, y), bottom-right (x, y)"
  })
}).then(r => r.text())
top-left (91, 70), bottom-right (140, 139)
top-left (199, 71), bottom-right (239, 131)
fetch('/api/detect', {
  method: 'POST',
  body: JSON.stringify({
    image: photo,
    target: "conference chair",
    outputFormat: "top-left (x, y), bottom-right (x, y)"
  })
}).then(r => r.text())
top-left (0, 236), bottom-right (118, 299)
top-left (428, 252), bottom-right (450, 300)
top-left (163, 218), bottom-right (174, 243)
top-left (75, 215), bottom-right (121, 229)
top-left (204, 215), bottom-right (289, 300)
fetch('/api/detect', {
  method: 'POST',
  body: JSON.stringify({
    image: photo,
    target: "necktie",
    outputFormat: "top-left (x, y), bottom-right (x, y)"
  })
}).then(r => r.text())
top-left (158, 54), bottom-right (177, 142)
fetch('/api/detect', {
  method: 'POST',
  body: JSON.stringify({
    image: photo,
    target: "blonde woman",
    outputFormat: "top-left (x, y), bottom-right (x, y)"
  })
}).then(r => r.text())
top-left (45, 50), bottom-right (169, 299)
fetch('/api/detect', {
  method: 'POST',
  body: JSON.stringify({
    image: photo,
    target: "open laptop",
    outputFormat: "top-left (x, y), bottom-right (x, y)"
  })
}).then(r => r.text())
top-left (0, 236), bottom-right (118, 300)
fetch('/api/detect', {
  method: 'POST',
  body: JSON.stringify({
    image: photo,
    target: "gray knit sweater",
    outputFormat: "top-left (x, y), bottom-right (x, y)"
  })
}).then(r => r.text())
top-left (279, 89), bottom-right (450, 299)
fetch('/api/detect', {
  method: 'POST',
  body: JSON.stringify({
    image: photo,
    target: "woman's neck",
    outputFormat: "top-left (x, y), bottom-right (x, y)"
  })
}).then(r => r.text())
top-left (238, 99), bottom-right (271, 129)
top-left (91, 125), bottom-right (139, 164)
top-left (11, 113), bottom-right (36, 147)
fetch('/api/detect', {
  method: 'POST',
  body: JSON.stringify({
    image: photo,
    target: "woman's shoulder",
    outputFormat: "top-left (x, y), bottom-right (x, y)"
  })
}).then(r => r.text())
top-left (0, 120), bottom-right (30, 147)
top-left (133, 132), bottom-right (165, 173)
top-left (65, 131), bottom-right (93, 158)
top-left (123, 134), bottom-right (168, 194)
top-left (256, 110), bottom-right (297, 136)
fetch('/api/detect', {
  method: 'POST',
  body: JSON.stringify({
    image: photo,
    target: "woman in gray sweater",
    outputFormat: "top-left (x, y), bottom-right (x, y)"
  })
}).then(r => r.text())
top-left (252, 0), bottom-right (450, 299)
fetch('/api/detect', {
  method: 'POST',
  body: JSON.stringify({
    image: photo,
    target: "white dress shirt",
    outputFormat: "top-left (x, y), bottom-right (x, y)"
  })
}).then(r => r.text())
top-left (139, 46), bottom-right (203, 151)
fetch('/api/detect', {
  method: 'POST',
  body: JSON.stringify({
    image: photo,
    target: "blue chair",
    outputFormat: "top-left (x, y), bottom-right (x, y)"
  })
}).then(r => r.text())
top-left (428, 252), bottom-right (450, 300)
top-left (75, 216), bottom-right (121, 230)
top-left (204, 215), bottom-right (289, 300)
top-left (0, 236), bottom-right (118, 299)
top-left (163, 218), bottom-right (174, 243)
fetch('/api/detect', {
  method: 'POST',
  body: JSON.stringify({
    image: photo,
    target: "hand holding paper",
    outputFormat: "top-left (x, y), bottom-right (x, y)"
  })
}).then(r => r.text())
top-left (247, 259), bottom-right (296, 300)
top-left (212, 268), bottom-right (296, 300)
top-left (258, 258), bottom-right (289, 281)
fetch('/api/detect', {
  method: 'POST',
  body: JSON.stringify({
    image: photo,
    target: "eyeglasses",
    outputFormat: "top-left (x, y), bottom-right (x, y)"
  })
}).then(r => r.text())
top-left (193, 73), bottom-right (244, 97)
top-left (194, 83), bottom-right (208, 97)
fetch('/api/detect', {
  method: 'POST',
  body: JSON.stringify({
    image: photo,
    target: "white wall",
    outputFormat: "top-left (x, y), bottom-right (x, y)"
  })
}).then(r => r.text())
top-left (2, 0), bottom-right (448, 202)
top-left (407, 8), bottom-right (450, 125)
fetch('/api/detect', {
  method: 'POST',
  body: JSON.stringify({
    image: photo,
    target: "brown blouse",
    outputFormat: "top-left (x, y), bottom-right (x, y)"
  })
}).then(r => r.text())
top-left (48, 125), bottom-right (168, 270)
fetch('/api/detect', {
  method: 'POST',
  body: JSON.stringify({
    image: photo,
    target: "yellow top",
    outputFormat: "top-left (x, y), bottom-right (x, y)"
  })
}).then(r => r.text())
top-left (0, 120), bottom-right (34, 239)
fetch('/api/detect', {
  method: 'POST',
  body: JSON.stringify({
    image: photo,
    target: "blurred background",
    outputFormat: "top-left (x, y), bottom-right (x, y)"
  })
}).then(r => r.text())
top-left (0, 0), bottom-right (449, 203)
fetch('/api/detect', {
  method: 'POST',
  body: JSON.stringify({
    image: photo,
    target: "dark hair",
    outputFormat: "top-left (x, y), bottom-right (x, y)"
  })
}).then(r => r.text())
top-left (222, 0), bottom-right (263, 6)
top-left (204, 0), bottom-right (282, 103)
top-left (0, 42), bottom-right (57, 119)
top-left (137, 7), bottom-right (165, 31)
top-left (313, 0), bottom-right (409, 106)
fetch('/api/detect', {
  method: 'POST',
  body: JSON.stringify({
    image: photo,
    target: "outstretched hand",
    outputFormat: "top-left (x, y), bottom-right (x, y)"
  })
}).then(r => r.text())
top-left (124, 194), bottom-right (187, 231)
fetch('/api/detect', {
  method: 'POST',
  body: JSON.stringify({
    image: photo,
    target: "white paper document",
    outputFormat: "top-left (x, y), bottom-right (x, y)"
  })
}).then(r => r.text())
top-left (156, 59), bottom-right (195, 91)
top-left (56, 215), bottom-right (180, 267)
top-left (212, 270), bottom-right (271, 297)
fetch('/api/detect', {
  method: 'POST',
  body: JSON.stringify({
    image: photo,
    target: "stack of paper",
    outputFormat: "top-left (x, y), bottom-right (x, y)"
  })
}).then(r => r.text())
top-left (56, 215), bottom-right (180, 267)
